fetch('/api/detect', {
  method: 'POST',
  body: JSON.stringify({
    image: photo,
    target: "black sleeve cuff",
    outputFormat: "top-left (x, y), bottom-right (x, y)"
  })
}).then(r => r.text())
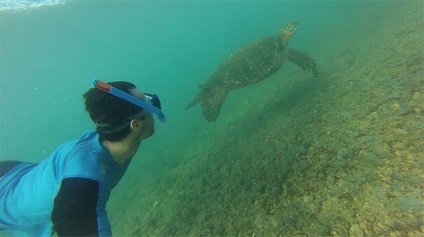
top-left (52, 178), bottom-right (100, 237)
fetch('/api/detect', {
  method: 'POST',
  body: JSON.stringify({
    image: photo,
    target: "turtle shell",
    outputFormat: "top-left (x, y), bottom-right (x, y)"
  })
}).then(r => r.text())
top-left (206, 36), bottom-right (283, 91)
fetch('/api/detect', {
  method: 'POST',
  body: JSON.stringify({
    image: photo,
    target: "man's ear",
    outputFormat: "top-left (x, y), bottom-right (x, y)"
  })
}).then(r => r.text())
top-left (130, 119), bottom-right (142, 131)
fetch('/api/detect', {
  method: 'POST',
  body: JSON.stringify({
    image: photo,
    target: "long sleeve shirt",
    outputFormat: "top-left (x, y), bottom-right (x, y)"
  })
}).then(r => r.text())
top-left (0, 130), bottom-right (131, 236)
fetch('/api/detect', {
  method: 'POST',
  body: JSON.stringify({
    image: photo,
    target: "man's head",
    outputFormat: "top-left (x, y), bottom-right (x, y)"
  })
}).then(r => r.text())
top-left (83, 81), bottom-right (155, 142)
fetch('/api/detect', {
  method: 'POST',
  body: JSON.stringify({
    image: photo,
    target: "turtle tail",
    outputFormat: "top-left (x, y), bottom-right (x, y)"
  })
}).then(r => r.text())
top-left (185, 83), bottom-right (209, 111)
top-left (185, 92), bottom-right (203, 111)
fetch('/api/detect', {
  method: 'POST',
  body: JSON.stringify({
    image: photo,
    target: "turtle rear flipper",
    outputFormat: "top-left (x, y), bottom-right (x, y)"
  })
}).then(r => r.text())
top-left (201, 88), bottom-right (228, 121)
top-left (283, 48), bottom-right (319, 79)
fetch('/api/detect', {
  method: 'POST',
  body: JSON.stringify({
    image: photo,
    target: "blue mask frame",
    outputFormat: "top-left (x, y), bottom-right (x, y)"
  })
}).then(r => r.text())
top-left (92, 79), bottom-right (167, 123)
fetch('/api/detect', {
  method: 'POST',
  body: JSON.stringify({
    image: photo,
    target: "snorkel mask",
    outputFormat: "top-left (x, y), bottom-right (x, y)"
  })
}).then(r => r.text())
top-left (92, 79), bottom-right (167, 123)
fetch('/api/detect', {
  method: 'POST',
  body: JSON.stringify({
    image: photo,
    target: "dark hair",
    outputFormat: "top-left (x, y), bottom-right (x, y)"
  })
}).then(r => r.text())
top-left (83, 81), bottom-right (142, 142)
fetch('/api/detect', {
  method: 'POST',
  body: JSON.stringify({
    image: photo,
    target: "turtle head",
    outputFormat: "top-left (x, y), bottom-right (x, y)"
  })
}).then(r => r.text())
top-left (279, 21), bottom-right (298, 48)
top-left (282, 21), bottom-right (298, 37)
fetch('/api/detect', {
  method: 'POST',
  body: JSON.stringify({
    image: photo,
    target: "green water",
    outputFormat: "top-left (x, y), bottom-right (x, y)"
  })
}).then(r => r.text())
top-left (1, 1), bottom-right (423, 236)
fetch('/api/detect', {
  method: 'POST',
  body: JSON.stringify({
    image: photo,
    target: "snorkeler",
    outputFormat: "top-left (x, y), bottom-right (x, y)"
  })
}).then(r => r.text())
top-left (0, 80), bottom-right (166, 236)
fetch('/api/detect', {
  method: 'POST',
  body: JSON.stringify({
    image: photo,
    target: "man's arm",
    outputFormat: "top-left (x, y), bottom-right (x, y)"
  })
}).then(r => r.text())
top-left (51, 178), bottom-right (100, 236)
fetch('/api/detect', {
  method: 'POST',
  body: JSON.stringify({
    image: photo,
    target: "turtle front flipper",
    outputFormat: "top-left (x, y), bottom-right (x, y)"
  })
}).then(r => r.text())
top-left (283, 48), bottom-right (319, 79)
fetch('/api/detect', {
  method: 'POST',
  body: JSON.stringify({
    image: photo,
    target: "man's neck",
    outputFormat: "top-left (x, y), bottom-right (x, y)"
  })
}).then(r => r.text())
top-left (102, 135), bottom-right (141, 164)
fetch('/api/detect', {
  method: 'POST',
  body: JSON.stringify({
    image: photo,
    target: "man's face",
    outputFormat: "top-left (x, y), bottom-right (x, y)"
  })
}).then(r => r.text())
top-left (130, 88), bottom-right (155, 139)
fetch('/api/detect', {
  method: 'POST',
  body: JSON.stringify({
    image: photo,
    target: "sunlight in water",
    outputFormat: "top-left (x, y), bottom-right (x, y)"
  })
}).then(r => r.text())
top-left (0, 0), bottom-right (66, 11)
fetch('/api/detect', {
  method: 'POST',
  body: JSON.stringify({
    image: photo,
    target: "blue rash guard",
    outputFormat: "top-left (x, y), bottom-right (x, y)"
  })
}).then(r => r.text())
top-left (0, 130), bottom-right (131, 236)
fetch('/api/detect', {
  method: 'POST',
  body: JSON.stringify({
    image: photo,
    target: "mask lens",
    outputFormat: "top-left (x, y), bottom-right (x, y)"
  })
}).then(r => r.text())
top-left (145, 93), bottom-right (161, 109)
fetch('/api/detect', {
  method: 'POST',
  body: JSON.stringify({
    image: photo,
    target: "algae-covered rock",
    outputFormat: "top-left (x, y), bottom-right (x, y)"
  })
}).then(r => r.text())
top-left (349, 223), bottom-right (365, 237)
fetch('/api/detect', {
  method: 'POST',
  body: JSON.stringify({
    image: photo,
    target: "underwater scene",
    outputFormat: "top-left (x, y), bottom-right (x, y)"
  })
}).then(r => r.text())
top-left (1, 0), bottom-right (423, 236)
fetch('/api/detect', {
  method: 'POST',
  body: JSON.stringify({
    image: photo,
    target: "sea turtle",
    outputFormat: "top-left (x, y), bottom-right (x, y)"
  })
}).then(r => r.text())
top-left (185, 21), bottom-right (319, 121)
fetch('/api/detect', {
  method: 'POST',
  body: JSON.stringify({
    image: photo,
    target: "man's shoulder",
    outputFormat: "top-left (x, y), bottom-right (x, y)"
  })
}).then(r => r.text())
top-left (59, 130), bottom-right (107, 181)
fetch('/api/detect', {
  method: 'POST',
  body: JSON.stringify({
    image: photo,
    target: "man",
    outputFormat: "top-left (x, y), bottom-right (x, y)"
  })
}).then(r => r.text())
top-left (0, 80), bottom-right (166, 236)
